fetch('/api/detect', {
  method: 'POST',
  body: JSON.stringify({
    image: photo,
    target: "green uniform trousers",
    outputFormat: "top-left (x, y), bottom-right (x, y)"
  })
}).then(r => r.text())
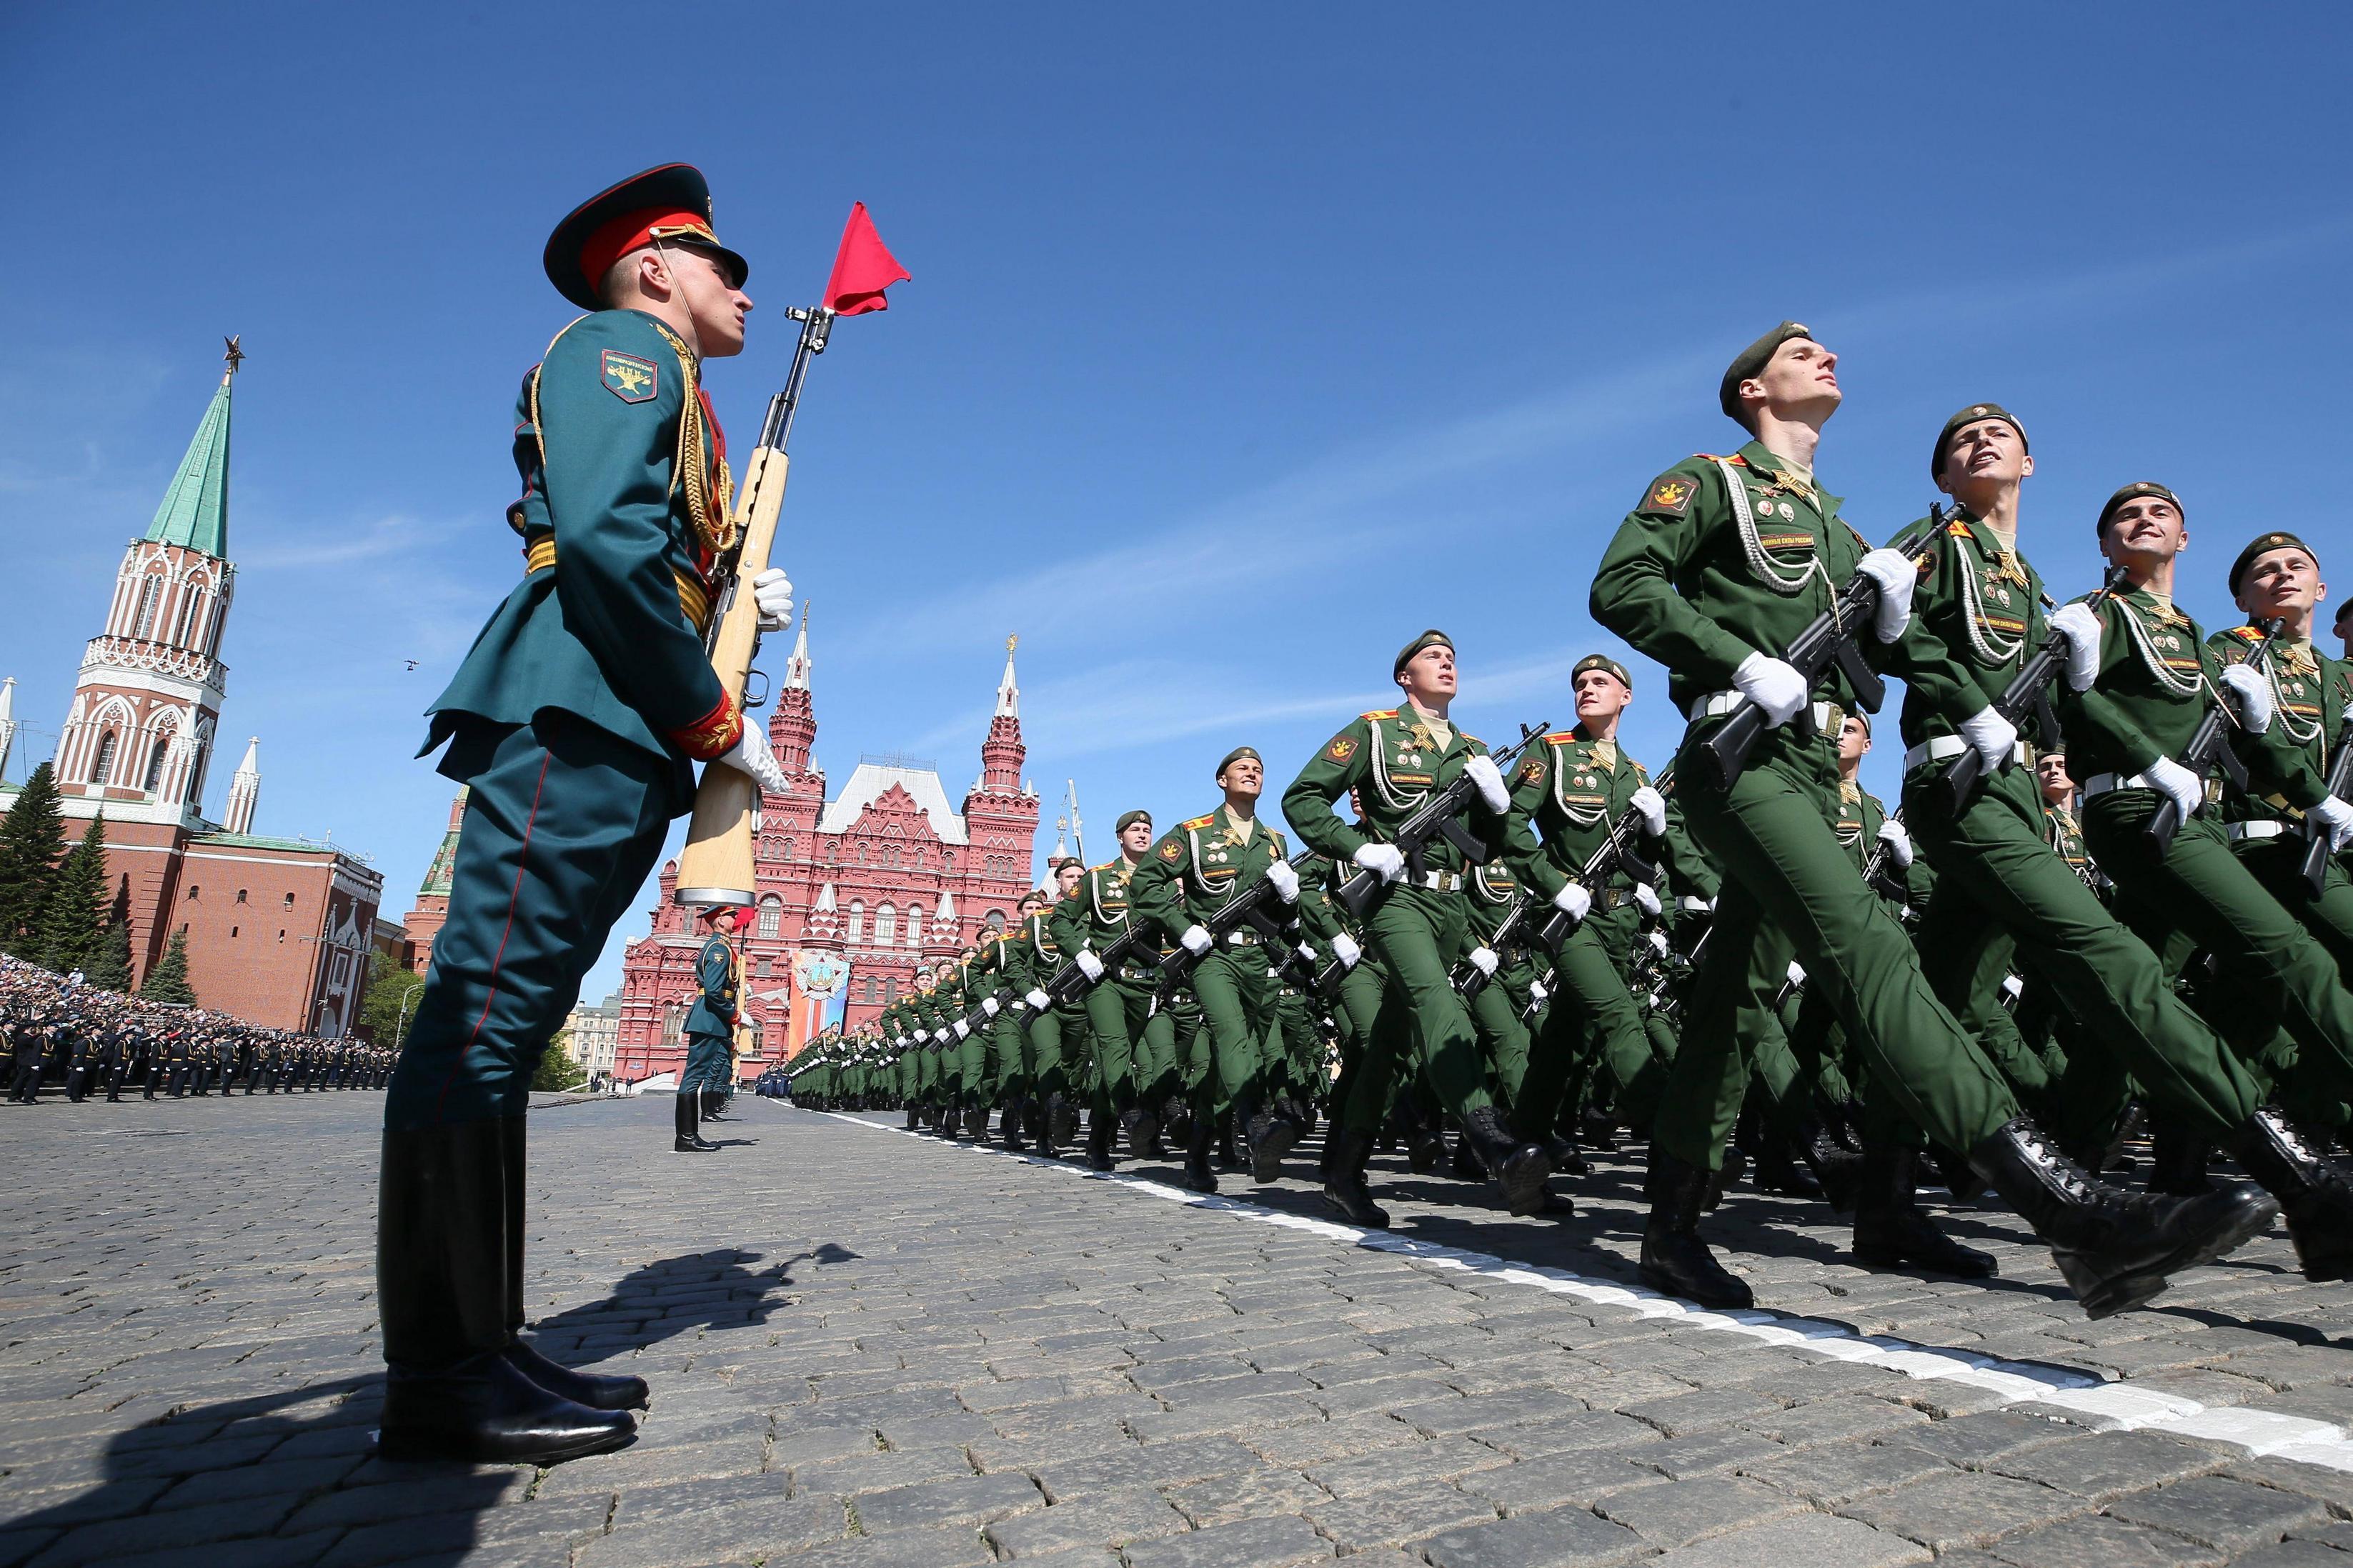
top-left (682, 1032), bottom-right (732, 1093)
top-left (1660, 729), bottom-right (2018, 1169)
top-left (1343, 884), bottom-right (1493, 1134)
top-left (387, 713), bottom-right (682, 1130)
top-left (1516, 921), bottom-right (1663, 1142)
top-left (1083, 974), bottom-right (1161, 1111)
top-left (1021, 1003), bottom-right (1082, 1100)
top-left (1185, 947), bottom-right (1280, 1116)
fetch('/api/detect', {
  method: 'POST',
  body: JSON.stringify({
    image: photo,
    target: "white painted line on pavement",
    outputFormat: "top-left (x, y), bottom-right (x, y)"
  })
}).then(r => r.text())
top-left (790, 1104), bottom-right (2353, 1477)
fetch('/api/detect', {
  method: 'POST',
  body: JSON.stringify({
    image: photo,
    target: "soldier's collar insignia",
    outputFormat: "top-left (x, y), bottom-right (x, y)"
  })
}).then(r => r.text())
top-left (600, 348), bottom-right (659, 403)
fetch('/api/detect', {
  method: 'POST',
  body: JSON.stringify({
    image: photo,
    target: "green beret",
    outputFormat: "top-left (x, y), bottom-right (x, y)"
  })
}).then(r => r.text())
top-left (1215, 746), bottom-right (1261, 779)
top-left (2228, 531), bottom-right (2318, 596)
top-left (1393, 628), bottom-right (1454, 678)
top-left (1718, 321), bottom-right (1815, 420)
top-left (1571, 654), bottom-right (1631, 692)
top-left (1930, 402), bottom-right (2028, 479)
top-left (2097, 481), bottom-right (2183, 534)
top-left (1115, 809), bottom-right (1152, 834)
top-left (2335, 598), bottom-right (2352, 634)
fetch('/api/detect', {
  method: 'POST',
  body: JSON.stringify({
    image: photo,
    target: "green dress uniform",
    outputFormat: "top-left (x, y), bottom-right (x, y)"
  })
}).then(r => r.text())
top-left (1458, 865), bottom-right (1538, 1119)
top-left (1050, 857), bottom-right (1176, 1146)
top-left (681, 929), bottom-right (738, 1104)
top-left (1008, 907), bottom-right (1084, 1133)
top-left (2209, 624), bottom-right (2353, 979)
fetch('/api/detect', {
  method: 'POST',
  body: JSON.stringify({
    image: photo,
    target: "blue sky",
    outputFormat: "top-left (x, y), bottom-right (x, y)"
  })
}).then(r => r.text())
top-left (5, 4), bottom-right (2348, 1006)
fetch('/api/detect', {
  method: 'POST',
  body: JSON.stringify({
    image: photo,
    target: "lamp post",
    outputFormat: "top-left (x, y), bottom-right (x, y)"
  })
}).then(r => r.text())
top-left (394, 983), bottom-right (422, 1052)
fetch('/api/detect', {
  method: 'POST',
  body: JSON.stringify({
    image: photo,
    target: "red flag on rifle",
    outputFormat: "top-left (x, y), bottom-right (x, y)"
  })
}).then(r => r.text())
top-left (823, 203), bottom-right (909, 316)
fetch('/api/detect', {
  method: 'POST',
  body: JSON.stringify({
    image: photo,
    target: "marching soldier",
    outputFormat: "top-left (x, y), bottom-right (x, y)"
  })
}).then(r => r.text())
top-left (378, 164), bottom-right (797, 1462)
top-left (1591, 326), bottom-right (2274, 1314)
top-left (1050, 811), bottom-right (1168, 1169)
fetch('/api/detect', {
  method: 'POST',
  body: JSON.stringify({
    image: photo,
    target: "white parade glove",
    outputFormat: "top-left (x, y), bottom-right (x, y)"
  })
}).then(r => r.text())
top-left (914, 1028), bottom-right (931, 1043)
top-left (981, 996), bottom-right (1000, 1017)
top-left (1551, 883), bottom-right (1591, 922)
top-left (1648, 929), bottom-right (1671, 957)
top-left (1732, 651), bottom-right (1810, 728)
top-left (1857, 548), bottom-right (1918, 643)
top-left (2309, 795), bottom-right (2353, 852)
top-left (1468, 946), bottom-right (1500, 976)
top-left (1528, 979), bottom-right (1548, 1006)
top-left (752, 567), bottom-right (795, 633)
top-left (2219, 664), bottom-right (2273, 734)
top-left (1264, 859), bottom-right (1300, 903)
top-left (952, 1019), bottom-right (970, 1039)
top-left (1353, 843), bottom-right (1406, 884)
top-left (2001, 974), bottom-right (2025, 1001)
top-left (1629, 784), bottom-right (1667, 837)
top-left (1463, 754), bottom-right (1511, 814)
top-left (1330, 932), bottom-right (1362, 970)
top-left (1180, 924), bottom-right (1213, 956)
top-left (1025, 988), bottom-right (1050, 1011)
top-left (1633, 882), bottom-right (1662, 917)
top-left (2047, 603), bottom-right (2103, 691)
top-left (1787, 961), bottom-right (1807, 987)
top-left (1075, 949), bottom-right (1105, 982)
top-left (1959, 706), bottom-right (2019, 774)
top-left (712, 733), bottom-right (788, 799)
top-left (2145, 756), bottom-right (2204, 824)
top-left (1876, 818), bottom-right (1914, 869)
top-left (1678, 895), bottom-right (1711, 914)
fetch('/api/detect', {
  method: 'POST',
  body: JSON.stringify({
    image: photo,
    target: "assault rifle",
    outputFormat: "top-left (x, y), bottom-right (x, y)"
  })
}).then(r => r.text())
top-left (1524, 766), bottom-right (1675, 958)
top-left (1696, 510), bottom-right (1946, 791)
top-left (1037, 919), bottom-right (1154, 1009)
top-left (1859, 809), bottom-right (1911, 907)
top-left (2299, 702), bottom-right (2353, 897)
top-left (1927, 564), bottom-right (2134, 817)
top-left (1333, 722), bottom-right (1548, 919)
top-left (2148, 616), bottom-right (2285, 854)
top-left (1156, 851), bottom-right (1320, 1002)
top-left (1456, 892), bottom-right (1537, 1002)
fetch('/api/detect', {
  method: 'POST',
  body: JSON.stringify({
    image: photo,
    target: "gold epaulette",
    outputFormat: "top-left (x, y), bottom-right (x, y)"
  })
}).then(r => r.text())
top-left (523, 535), bottom-right (713, 634)
top-left (1361, 709), bottom-right (1399, 721)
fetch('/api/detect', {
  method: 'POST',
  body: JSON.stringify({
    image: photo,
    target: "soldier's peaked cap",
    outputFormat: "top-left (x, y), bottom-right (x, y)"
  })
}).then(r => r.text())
top-left (1720, 321), bottom-right (1816, 419)
top-left (1393, 629), bottom-right (1454, 678)
top-left (545, 164), bottom-right (748, 312)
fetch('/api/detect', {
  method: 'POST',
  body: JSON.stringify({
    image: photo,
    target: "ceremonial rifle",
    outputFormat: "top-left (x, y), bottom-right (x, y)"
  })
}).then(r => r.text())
top-left (2301, 708), bottom-right (2353, 897)
top-left (1927, 564), bottom-right (2134, 817)
top-left (1155, 851), bottom-right (1320, 1002)
top-left (1037, 918), bottom-right (1155, 1009)
top-left (2147, 616), bottom-right (2285, 855)
top-left (1859, 809), bottom-right (1911, 906)
top-left (1333, 722), bottom-right (1548, 920)
top-left (1456, 891), bottom-right (1537, 1002)
top-left (1522, 766), bottom-right (1675, 959)
top-left (1696, 509), bottom-right (1947, 792)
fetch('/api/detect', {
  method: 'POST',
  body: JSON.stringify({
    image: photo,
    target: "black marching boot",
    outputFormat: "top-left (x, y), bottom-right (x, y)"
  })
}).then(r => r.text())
top-left (1158, 1097), bottom-right (1189, 1154)
top-left (1460, 1106), bottom-right (1553, 1217)
top-left (1245, 1094), bottom-right (1301, 1183)
top-left (1182, 1107), bottom-right (1219, 1195)
top-left (1000, 1098), bottom-right (1027, 1152)
top-left (1085, 1105), bottom-right (1118, 1172)
top-left (1049, 1093), bottom-right (1078, 1152)
top-left (2149, 1115), bottom-right (2214, 1197)
top-left (1638, 1148), bottom-right (1753, 1309)
top-left (1851, 1144), bottom-right (1996, 1277)
top-left (502, 1116), bottom-right (647, 1410)
top-left (1969, 1117), bottom-right (2278, 1318)
top-left (1320, 1125), bottom-right (1391, 1229)
top-left (1448, 1131), bottom-right (1489, 1182)
top-left (1801, 1122), bottom-right (1863, 1212)
top-left (1125, 1102), bottom-right (1159, 1162)
top-left (377, 1122), bottom-right (636, 1463)
top-left (2232, 1109), bottom-right (2353, 1282)
top-left (674, 1093), bottom-right (717, 1152)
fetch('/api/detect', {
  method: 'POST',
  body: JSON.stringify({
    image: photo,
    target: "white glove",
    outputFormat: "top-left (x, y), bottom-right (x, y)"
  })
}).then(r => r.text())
top-left (981, 996), bottom-right (1000, 1017)
top-left (1648, 930), bottom-right (1671, 957)
top-left (712, 733), bottom-right (788, 799)
top-left (1468, 946), bottom-right (1500, 976)
top-left (752, 567), bottom-right (795, 633)
top-left (2309, 795), bottom-right (2353, 852)
top-left (1876, 818), bottom-right (1914, 869)
top-left (2219, 664), bottom-right (2273, 734)
top-left (1733, 651), bottom-right (1810, 729)
top-left (2146, 755), bottom-right (2205, 824)
top-left (1180, 924), bottom-right (1213, 956)
top-left (1074, 949), bottom-right (1105, 982)
top-left (1787, 961), bottom-right (1807, 987)
top-left (1330, 932), bottom-right (1362, 970)
top-left (1959, 706), bottom-right (2019, 774)
top-left (1025, 989), bottom-right (1050, 1011)
top-left (1633, 882), bottom-right (1662, 917)
top-left (1528, 979), bottom-right (1548, 1006)
top-left (2001, 974), bottom-right (2025, 1001)
top-left (2047, 603), bottom-right (2103, 691)
top-left (1296, 942), bottom-right (1319, 967)
top-left (1857, 548), bottom-right (1918, 644)
top-left (1463, 754), bottom-right (1511, 814)
top-left (1353, 843), bottom-right (1406, 884)
top-left (1552, 883), bottom-right (1591, 922)
top-left (1264, 859), bottom-right (1300, 903)
top-left (1629, 784), bottom-right (1667, 837)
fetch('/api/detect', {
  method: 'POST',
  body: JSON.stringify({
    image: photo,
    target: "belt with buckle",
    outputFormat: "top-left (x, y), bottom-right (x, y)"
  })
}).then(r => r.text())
top-left (523, 534), bottom-right (713, 633)
top-left (2226, 821), bottom-right (2289, 842)
top-left (1408, 869), bottom-right (1465, 893)
top-left (1686, 691), bottom-right (1842, 736)
top-left (1223, 929), bottom-right (1262, 947)
top-left (1904, 734), bottom-right (2031, 772)
top-left (2081, 771), bottom-right (2156, 799)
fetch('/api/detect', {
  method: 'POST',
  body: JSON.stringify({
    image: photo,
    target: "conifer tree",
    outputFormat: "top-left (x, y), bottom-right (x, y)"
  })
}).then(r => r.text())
top-left (85, 914), bottom-right (133, 993)
top-left (0, 761), bottom-right (65, 956)
top-left (140, 927), bottom-right (197, 1005)
top-left (34, 812), bottom-right (108, 974)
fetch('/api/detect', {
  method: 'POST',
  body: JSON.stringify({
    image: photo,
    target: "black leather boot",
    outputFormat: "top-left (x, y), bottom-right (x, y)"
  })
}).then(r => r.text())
top-left (377, 1123), bottom-right (635, 1463)
top-left (674, 1093), bottom-right (717, 1152)
top-left (1969, 1117), bottom-right (2278, 1318)
top-left (1406, 1112), bottom-right (1448, 1175)
top-left (1085, 1107), bottom-right (1116, 1172)
top-left (1800, 1122), bottom-right (1863, 1212)
top-left (1449, 1132), bottom-right (1489, 1182)
top-left (937, 1101), bottom-right (960, 1139)
top-left (1245, 1096), bottom-right (1300, 1183)
top-left (1751, 1136), bottom-right (1822, 1199)
top-left (1214, 1111), bottom-right (1243, 1173)
top-left (1538, 1134), bottom-right (1590, 1178)
top-left (1000, 1098), bottom-right (1027, 1151)
top-left (1461, 1105), bottom-right (1553, 1216)
top-left (1159, 1098), bottom-right (1189, 1153)
top-left (2149, 1116), bottom-right (2214, 1197)
top-left (1182, 1108), bottom-right (1219, 1195)
top-left (501, 1117), bottom-right (648, 1411)
top-left (1852, 1144), bottom-right (1996, 1277)
top-left (1049, 1094), bottom-right (1077, 1152)
top-left (903, 1103), bottom-right (920, 1129)
top-left (1125, 1103), bottom-right (1159, 1162)
top-left (2232, 1109), bottom-right (2353, 1282)
top-left (1024, 1097), bottom-right (1053, 1157)
top-left (1638, 1148), bottom-right (1753, 1309)
top-left (1320, 1125), bottom-right (1390, 1229)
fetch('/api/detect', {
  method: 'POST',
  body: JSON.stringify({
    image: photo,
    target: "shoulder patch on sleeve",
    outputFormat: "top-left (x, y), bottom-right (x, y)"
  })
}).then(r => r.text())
top-left (600, 348), bottom-right (660, 403)
top-left (1638, 471), bottom-right (1699, 516)
top-left (1325, 733), bottom-right (1358, 762)
top-left (1158, 839), bottom-right (1185, 862)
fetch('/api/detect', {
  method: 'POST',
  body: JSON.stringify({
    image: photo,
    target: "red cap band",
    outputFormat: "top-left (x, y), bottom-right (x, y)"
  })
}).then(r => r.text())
top-left (578, 206), bottom-right (718, 296)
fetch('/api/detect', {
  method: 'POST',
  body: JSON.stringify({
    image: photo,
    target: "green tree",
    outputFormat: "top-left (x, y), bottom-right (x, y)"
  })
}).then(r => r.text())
top-left (139, 927), bottom-right (197, 1004)
top-left (357, 949), bottom-right (427, 1047)
top-left (532, 1029), bottom-right (587, 1092)
top-left (34, 812), bottom-right (109, 974)
top-left (84, 916), bottom-right (133, 993)
top-left (0, 761), bottom-right (66, 957)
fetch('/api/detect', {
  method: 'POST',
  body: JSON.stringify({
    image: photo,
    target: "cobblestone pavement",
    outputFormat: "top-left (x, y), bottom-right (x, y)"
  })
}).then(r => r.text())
top-left (4, 1093), bottom-right (2352, 1568)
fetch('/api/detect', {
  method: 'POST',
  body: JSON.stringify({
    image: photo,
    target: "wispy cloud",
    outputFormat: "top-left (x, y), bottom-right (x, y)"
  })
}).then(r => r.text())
top-left (234, 510), bottom-right (463, 570)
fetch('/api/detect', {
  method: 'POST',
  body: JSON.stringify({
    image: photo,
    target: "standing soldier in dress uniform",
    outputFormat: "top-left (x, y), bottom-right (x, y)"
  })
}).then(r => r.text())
top-left (377, 165), bottom-right (796, 1463)
top-left (677, 907), bottom-right (737, 1153)
top-left (1591, 326), bottom-right (2275, 1315)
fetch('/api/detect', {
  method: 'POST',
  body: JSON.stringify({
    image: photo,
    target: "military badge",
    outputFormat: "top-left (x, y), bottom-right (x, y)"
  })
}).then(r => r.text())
top-left (1518, 759), bottom-right (1543, 785)
top-left (1158, 841), bottom-right (1183, 862)
top-left (1642, 474), bottom-right (1696, 516)
top-left (600, 349), bottom-right (659, 403)
top-left (1327, 736), bottom-right (1358, 762)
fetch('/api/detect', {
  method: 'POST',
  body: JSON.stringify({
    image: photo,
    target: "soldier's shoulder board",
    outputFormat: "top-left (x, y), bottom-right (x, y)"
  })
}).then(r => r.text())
top-left (2225, 624), bottom-right (2264, 645)
top-left (1543, 730), bottom-right (1578, 744)
top-left (1180, 813), bottom-right (1216, 831)
top-left (1360, 709), bottom-right (1399, 721)
top-left (1460, 733), bottom-right (1484, 749)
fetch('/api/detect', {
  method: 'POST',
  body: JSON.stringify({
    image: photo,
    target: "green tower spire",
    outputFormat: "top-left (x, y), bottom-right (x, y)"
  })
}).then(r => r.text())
top-left (144, 336), bottom-right (241, 561)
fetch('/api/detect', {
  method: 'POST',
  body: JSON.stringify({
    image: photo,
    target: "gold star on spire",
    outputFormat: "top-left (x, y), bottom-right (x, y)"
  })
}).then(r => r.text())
top-left (1006, 633), bottom-right (1019, 654)
top-left (222, 335), bottom-right (245, 381)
